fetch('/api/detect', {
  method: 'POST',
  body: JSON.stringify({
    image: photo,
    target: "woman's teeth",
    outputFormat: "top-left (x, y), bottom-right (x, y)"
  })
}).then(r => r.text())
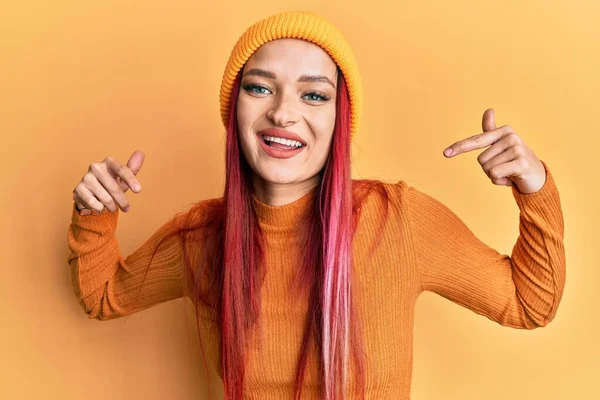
top-left (262, 135), bottom-right (304, 148)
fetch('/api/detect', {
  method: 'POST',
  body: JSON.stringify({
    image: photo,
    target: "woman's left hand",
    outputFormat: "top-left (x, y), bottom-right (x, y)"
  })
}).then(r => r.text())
top-left (442, 108), bottom-right (546, 194)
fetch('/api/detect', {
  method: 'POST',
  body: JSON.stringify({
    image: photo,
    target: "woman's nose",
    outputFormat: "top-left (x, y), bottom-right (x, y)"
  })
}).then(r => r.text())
top-left (266, 91), bottom-right (299, 127)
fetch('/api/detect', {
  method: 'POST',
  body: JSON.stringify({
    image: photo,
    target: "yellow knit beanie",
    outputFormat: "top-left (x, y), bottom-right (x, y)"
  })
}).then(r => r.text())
top-left (219, 11), bottom-right (363, 138)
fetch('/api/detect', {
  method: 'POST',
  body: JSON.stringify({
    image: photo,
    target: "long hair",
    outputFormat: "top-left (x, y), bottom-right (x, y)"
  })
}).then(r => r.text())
top-left (135, 67), bottom-right (393, 399)
top-left (219, 67), bottom-right (365, 399)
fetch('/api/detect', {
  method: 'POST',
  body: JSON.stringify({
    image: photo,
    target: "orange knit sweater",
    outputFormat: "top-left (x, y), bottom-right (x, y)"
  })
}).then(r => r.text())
top-left (67, 160), bottom-right (565, 399)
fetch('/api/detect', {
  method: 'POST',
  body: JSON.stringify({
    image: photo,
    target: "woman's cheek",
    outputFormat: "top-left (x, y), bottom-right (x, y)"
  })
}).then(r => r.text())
top-left (309, 138), bottom-right (331, 172)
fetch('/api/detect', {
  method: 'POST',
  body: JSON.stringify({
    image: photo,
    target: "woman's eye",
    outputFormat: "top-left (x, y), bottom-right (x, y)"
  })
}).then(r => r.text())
top-left (302, 92), bottom-right (330, 102)
top-left (243, 85), bottom-right (329, 102)
top-left (244, 84), bottom-right (270, 95)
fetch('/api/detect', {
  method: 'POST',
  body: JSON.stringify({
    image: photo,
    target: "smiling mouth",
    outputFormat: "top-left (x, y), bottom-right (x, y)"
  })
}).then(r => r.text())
top-left (260, 135), bottom-right (305, 150)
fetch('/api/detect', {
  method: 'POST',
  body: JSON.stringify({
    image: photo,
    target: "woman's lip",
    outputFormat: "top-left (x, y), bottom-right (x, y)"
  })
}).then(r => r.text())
top-left (258, 128), bottom-right (307, 146)
top-left (257, 134), bottom-right (306, 159)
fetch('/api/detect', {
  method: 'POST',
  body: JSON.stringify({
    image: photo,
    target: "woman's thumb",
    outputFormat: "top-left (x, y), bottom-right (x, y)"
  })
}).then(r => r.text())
top-left (127, 150), bottom-right (145, 175)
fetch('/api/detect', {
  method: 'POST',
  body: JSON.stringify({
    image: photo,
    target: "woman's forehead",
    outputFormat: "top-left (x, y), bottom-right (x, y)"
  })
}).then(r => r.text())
top-left (244, 39), bottom-right (337, 79)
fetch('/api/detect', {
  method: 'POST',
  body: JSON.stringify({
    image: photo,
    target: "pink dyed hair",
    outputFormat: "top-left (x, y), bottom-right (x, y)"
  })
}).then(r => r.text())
top-left (216, 68), bottom-right (366, 399)
top-left (136, 66), bottom-right (393, 399)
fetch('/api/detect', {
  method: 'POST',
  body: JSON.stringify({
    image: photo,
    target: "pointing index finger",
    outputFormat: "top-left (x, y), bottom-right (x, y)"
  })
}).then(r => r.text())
top-left (444, 126), bottom-right (511, 157)
top-left (106, 157), bottom-right (142, 193)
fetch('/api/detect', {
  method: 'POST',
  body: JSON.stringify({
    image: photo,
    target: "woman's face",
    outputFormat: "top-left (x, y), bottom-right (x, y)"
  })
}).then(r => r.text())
top-left (236, 38), bottom-right (338, 187)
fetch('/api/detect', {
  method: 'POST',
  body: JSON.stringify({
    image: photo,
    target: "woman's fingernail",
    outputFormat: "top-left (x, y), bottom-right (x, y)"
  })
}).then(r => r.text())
top-left (133, 183), bottom-right (142, 191)
top-left (444, 148), bottom-right (453, 157)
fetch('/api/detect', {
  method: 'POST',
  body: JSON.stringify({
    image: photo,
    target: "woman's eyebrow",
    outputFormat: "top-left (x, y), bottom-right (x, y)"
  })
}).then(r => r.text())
top-left (243, 68), bottom-right (276, 79)
top-left (242, 68), bottom-right (336, 88)
top-left (298, 75), bottom-right (336, 88)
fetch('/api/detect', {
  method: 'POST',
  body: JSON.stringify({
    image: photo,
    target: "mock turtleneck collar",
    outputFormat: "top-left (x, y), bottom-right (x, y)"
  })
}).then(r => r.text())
top-left (251, 187), bottom-right (318, 228)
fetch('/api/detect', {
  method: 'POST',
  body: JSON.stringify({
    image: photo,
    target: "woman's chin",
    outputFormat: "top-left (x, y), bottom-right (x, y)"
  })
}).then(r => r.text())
top-left (262, 174), bottom-right (300, 185)
top-left (257, 168), bottom-right (302, 185)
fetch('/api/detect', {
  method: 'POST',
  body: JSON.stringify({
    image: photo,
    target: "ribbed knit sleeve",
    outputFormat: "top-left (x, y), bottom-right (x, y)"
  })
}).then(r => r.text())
top-left (67, 203), bottom-right (188, 320)
top-left (404, 160), bottom-right (566, 329)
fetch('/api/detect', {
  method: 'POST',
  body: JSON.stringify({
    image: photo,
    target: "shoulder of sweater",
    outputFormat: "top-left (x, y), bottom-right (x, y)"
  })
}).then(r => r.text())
top-left (173, 195), bottom-right (224, 221)
top-left (350, 178), bottom-right (414, 215)
top-left (351, 178), bottom-right (412, 199)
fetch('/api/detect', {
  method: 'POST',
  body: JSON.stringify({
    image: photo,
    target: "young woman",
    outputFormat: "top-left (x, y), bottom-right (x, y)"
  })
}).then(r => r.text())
top-left (68, 10), bottom-right (566, 400)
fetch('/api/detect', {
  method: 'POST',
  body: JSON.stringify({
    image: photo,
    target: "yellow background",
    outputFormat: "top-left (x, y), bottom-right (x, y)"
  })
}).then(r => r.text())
top-left (1, 0), bottom-right (596, 399)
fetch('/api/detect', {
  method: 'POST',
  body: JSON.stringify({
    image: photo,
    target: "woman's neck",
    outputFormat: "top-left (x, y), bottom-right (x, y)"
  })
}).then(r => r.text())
top-left (251, 175), bottom-right (321, 206)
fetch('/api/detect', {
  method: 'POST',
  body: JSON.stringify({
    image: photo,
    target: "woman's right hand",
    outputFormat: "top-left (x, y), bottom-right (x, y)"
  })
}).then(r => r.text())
top-left (72, 150), bottom-right (145, 213)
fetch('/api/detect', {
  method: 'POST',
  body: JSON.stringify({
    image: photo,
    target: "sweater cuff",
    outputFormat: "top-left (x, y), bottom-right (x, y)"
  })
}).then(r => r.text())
top-left (71, 202), bottom-right (119, 234)
top-left (510, 160), bottom-right (562, 220)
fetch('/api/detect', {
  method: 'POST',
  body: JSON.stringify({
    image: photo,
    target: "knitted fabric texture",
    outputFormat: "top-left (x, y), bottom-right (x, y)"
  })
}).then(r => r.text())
top-left (219, 11), bottom-right (363, 138)
top-left (68, 161), bottom-right (566, 398)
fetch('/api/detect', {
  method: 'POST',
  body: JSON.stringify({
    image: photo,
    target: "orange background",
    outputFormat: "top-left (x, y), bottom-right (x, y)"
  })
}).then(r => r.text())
top-left (1, 1), bottom-right (597, 399)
